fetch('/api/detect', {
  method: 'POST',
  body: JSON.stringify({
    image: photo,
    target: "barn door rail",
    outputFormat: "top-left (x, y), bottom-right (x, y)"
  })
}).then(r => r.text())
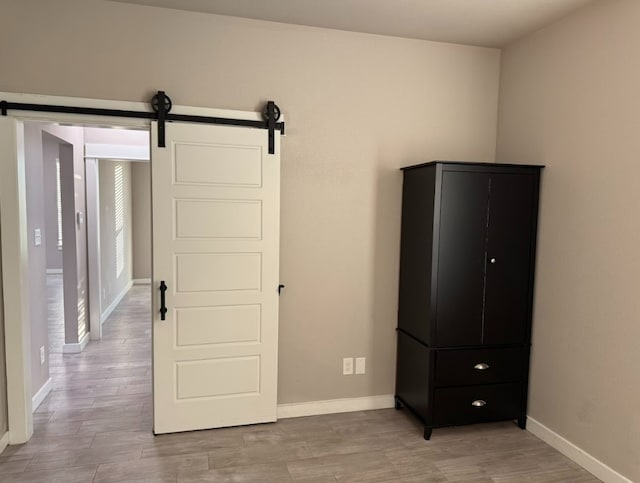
top-left (0, 91), bottom-right (285, 154)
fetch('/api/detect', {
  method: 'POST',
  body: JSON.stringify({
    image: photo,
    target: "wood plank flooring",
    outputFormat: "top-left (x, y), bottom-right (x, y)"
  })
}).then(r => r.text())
top-left (0, 282), bottom-right (599, 482)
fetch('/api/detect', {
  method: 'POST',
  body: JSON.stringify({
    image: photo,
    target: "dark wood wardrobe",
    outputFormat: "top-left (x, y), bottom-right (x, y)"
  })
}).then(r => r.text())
top-left (395, 161), bottom-right (543, 440)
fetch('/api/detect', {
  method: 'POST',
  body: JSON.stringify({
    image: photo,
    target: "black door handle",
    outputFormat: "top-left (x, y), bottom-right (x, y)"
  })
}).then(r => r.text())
top-left (159, 281), bottom-right (168, 320)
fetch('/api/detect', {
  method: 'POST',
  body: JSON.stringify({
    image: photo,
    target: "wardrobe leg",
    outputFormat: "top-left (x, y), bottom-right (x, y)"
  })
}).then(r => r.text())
top-left (423, 427), bottom-right (432, 440)
top-left (394, 396), bottom-right (403, 410)
top-left (517, 416), bottom-right (527, 430)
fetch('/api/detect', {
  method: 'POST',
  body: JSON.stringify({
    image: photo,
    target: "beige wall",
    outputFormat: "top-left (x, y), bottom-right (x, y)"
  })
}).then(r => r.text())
top-left (131, 163), bottom-right (151, 280)
top-left (496, 1), bottom-right (640, 480)
top-left (24, 125), bottom-right (50, 397)
top-left (0, 221), bottom-right (7, 438)
top-left (99, 160), bottom-right (133, 316)
top-left (0, 0), bottom-right (500, 404)
top-left (44, 125), bottom-right (88, 346)
top-left (84, 127), bottom-right (149, 146)
top-left (21, 123), bottom-right (87, 395)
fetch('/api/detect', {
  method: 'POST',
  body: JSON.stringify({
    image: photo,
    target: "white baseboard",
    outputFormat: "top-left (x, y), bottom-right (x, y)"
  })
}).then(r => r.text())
top-left (100, 280), bottom-right (134, 324)
top-left (46, 269), bottom-right (63, 275)
top-left (133, 278), bottom-right (151, 284)
top-left (527, 417), bottom-right (632, 483)
top-left (0, 432), bottom-right (9, 455)
top-left (277, 394), bottom-right (395, 419)
top-left (31, 377), bottom-right (53, 411)
top-left (62, 332), bottom-right (90, 354)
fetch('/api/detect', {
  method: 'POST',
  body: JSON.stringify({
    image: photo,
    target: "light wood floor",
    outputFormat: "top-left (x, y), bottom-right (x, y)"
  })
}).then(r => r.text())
top-left (0, 283), bottom-right (599, 482)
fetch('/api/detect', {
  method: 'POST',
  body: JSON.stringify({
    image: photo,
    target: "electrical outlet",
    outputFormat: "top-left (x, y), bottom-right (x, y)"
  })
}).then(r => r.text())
top-left (355, 357), bottom-right (366, 375)
top-left (342, 357), bottom-right (354, 375)
top-left (40, 346), bottom-right (45, 365)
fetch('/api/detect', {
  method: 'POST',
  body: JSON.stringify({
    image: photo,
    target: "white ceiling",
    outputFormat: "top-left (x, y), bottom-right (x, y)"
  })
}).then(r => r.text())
top-left (108, 0), bottom-right (595, 47)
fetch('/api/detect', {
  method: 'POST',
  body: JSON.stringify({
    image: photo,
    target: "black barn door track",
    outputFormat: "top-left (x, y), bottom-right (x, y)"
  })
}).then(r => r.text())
top-left (1, 91), bottom-right (285, 154)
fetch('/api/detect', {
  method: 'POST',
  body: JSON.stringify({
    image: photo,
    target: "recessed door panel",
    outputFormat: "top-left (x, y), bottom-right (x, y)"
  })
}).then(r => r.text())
top-left (176, 357), bottom-right (260, 399)
top-left (175, 199), bottom-right (262, 239)
top-left (175, 253), bottom-right (261, 293)
top-left (484, 174), bottom-right (535, 345)
top-left (436, 171), bottom-right (489, 347)
top-left (176, 305), bottom-right (261, 346)
top-left (174, 143), bottom-right (262, 186)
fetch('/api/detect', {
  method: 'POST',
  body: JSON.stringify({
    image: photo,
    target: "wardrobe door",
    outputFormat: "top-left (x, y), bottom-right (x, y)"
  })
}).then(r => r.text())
top-left (435, 171), bottom-right (490, 347)
top-left (483, 173), bottom-right (535, 345)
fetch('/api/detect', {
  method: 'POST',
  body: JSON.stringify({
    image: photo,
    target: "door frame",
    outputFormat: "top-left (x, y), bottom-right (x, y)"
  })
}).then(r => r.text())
top-left (0, 91), bottom-right (270, 444)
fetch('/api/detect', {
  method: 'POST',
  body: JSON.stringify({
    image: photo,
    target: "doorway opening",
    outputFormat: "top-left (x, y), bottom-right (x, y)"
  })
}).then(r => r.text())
top-left (21, 121), bottom-right (153, 433)
top-left (1, 94), bottom-right (281, 444)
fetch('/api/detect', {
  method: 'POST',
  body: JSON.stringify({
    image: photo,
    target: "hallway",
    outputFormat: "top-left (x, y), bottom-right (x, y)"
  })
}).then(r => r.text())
top-left (1, 284), bottom-right (153, 481)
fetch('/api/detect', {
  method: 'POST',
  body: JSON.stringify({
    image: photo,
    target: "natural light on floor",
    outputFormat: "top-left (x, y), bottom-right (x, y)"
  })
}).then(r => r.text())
top-left (114, 163), bottom-right (125, 278)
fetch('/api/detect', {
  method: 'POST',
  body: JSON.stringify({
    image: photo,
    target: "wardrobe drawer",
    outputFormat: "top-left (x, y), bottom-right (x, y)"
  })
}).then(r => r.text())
top-left (434, 348), bottom-right (523, 387)
top-left (433, 383), bottom-right (521, 426)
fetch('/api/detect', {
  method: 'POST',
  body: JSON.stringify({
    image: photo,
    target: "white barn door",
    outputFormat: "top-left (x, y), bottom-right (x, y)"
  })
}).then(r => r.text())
top-left (151, 121), bottom-right (280, 434)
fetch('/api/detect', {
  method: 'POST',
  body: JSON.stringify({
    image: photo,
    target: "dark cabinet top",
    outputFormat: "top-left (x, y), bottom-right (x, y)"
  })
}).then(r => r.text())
top-left (401, 161), bottom-right (544, 172)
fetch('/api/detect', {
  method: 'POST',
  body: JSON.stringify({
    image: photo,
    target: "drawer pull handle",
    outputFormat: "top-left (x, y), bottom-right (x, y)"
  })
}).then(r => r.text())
top-left (471, 400), bottom-right (487, 407)
top-left (473, 363), bottom-right (490, 370)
